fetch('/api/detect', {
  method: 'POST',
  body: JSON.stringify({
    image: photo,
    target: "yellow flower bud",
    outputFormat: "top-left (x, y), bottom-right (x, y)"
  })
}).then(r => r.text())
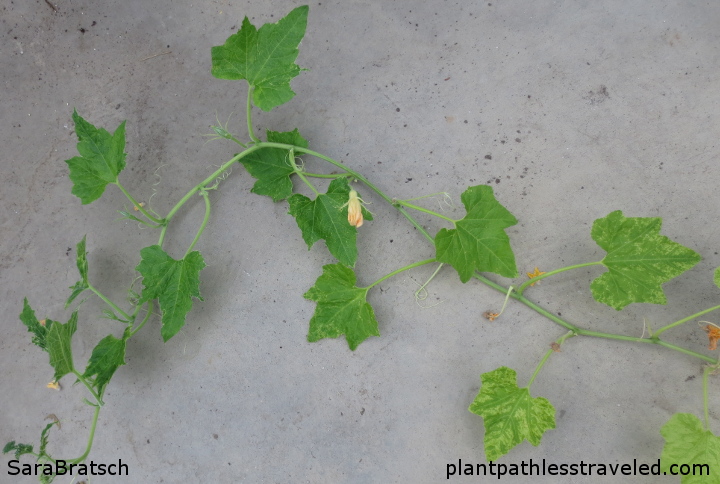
top-left (347, 190), bottom-right (363, 228)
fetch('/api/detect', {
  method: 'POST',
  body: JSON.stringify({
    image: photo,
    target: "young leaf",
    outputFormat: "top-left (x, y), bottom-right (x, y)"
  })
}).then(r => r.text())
top-left (20, 298), bottom-right (51, 351)
top-left (288, 177), bottom-right (372, 267)
top-left (211, 5), bottom-right (309, 111)
top-left (39, 422), bottom-right (57, 457)
top-left (435, 185), bottom-right (518, 282)
top-left (660, 413), bottom-right (720, 484)
top-left (136, 245), bottom-right (206, 342)
top-left (590, 210), bottom-right (701, 310)
top-left (46, 311), bottom-right (78, 382)
top-left (303, 263), bottom-right (380, 350)
top-left (65, 110), bottom-right (127, 204)
top-left (66, 235), bottom-right (89, 308)
top-left (469, 366), bottom-right (555, 462)
top-left (3, 441), bottom-right (34, 459)
top-left (240, 129), bottom-right (309, 201)
top-left (82, 328), bottom-right (129, 394)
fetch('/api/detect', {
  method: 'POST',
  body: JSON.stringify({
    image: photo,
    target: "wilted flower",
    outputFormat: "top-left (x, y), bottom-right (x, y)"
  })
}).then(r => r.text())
top-left (347, 189), bottom-right (363, 228)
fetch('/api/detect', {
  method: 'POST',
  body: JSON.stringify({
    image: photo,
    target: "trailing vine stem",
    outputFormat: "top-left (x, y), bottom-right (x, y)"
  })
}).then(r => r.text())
top-left (245, 142), bottom-right (719, 368)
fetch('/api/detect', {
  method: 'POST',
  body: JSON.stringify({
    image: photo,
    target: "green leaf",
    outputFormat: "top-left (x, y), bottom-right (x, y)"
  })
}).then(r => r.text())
top-left (240, 129), bottom-right (308, 201)
top-left (20, 298), bottom-right (51, 351)
top-left (661, 413), bottom-right (720, 484)
top-left (304, 263), bottom-right (380, 350)
top-left (39, 422), bottom-right (57, 457)
top-left (3, 441), bottom-right (34, 459)
top-left (66, 236), bottom-right (89, 308)
top-left (211, 5), bottom-right (309, 111)
top-left (288, 177), bottom-right (371, 267)
top-left (136, 245), bottom-right (206, 342)
top-left (46, 311), bottom-right (78, 382)
top-left (82, 329), bottom-right (129, 394)
top-left (469, 366), bottom-right (555, 462)
top-left (435, 185), bottom-right (518, 282)
top-left (65, 110), bottom-right (127, 204)
top-left (714, 267), bottom-right (720, 289)
top-left (590, 210), bottom-right (701, 310)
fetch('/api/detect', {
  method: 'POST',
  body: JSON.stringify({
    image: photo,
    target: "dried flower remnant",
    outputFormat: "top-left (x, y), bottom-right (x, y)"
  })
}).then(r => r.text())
top-left (47, 381), bottom-right (61, 391)
top-left (705, 324), bottom-right (720, 350)
top-left (526, 267), bottom-right (546, 286)
top-left (483, 311), bottom-right (499, 322)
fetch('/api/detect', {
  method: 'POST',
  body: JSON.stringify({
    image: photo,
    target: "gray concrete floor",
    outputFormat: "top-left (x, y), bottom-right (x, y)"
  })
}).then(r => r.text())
top-left (3, 0), bottom-right (720, 482)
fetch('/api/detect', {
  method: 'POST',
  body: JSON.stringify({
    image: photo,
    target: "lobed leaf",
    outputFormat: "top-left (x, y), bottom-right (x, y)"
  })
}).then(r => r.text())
top-left (240, 128), bottom-right (309, 201)
top-left (65, 111), bottom-right (127, 204)
top-left (136, 246), bottom-right (206, 342)
top-left (46, 311), bottom-right (78, 383)
top-left (469, 366), bottom-right (555, 462)
top-left (65, 236), bottom-right (89, 308)
top-left (304, 263), bottom-right (380, 350)
top-left (590, 210), bottom-right (701, 310)
top-left (288, 177), bottom-right (371, 267)
top-left (20, 298), bottom-right (51, 351)
top-left (82, 329), bottom-right (129, 395)
top-left (435, 185), bottom-right (518, 282)
top-left (3, 441), bottom-right (34, 459)
top-left (660, 413), bottom-right (720, 484)
top-left (211, 6), bottom-right (309, 111)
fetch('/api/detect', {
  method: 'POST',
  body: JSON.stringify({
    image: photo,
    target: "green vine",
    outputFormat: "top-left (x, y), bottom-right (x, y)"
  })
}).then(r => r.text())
top-left (5, 6), bottom-right (720, 483)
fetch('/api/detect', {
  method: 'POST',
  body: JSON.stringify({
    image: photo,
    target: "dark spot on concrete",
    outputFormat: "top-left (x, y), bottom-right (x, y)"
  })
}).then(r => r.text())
top-left (495, 178), bottom-right (500, 184)
top-left (515, 138), bottom-right (521, 142)
top-left (484, 154), bottom-right (492, 160)
top-left (396, 107), bottom-right (400, 112)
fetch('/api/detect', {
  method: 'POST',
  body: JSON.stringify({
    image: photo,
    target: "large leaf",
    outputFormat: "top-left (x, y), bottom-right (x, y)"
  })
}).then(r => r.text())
top-left (66, 235), bottom-right (89, 308)
top-left (46, 311), bottom-right (78, 382)
top-left (469, 366), bottom-right (555, 462)
top-left (435, 185), bottom-right (518, 282)
top-left (590, 210), bottom-right (701, 310)
top-left (288, 177), bottom-right (371, 267)
top-left (136, 246), bottom-right (206, 342)
top-left (660, 413), bottom-right (720, 484)
top-left (82, 329), bottom-right (129, 395)
top-left (211, 6), bottom-right (309, 111)
top-left (304, 263), bottom-right (380, 350)
top-left (240, 128), bottom-right (308, 201)
top-left (65, 110), bottom-right (127, 204)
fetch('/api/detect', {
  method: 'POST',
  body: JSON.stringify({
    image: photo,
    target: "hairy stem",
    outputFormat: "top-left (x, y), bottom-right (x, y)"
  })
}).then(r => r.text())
top-left (67, 405), bottom-right (101, 465)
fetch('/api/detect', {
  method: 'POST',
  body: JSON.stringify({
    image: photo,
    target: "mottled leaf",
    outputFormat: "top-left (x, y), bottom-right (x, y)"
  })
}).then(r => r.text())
top-left (661, 413), bottom-right (720, 484)
top-left (590, 210), bottom-right (701, 310)
top-left (304, 263), bottom-right (380, 350)
top-left (469, 366), bottom-right (555, 461)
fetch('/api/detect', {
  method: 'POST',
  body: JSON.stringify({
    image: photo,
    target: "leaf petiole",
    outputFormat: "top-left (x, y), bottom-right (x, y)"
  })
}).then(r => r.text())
top-left (247, 87), bottom-right (260, 144)
top-left (653, 304), bottom-right (720, 337)
top-left (88, 283), bottom-right (131, 322)
top-left (114, 180), bottom-right (164, 225)
top-left (515, 261), bottom-right (603, 295)
top-left (365, 258), bottom-right (437, 291)
top-left (288, 148), bottom-right (320, 196)
top-left (185, 190), bottom-right (212, 257)
top-left (393, 199), bottom-right (456, 224)
top-left (527, 331), bottom-right (574, 388)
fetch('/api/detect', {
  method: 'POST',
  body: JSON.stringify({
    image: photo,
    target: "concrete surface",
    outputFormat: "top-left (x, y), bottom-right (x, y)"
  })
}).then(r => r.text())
top-left (3, 0), bottom-right (720, 482)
